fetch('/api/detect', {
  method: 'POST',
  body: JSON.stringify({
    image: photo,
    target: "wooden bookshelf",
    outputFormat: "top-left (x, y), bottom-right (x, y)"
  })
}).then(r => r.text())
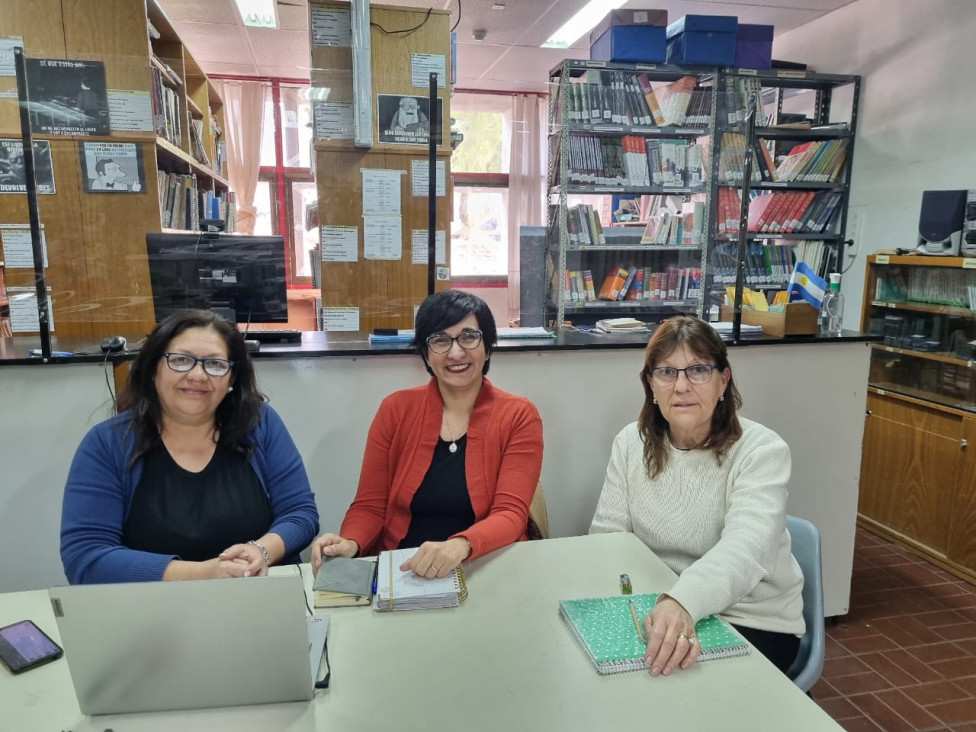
top-left (0, 0), bottom-right (231, 338)
top-left (309, 2), bottom-right (452, 332)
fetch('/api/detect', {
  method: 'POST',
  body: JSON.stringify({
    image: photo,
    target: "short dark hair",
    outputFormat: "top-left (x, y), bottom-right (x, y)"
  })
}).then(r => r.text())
top-left (116, 309), bottom-right (266, 465)
top-left (637, 316), bottom-right (742, 478)
top-left (94, 158), bottom-right (114, 176)
top-left (411, 290), bottom-right (497, 376)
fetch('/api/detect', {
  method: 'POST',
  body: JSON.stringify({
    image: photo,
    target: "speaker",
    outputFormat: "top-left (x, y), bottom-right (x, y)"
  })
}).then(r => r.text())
top-left (917, 189), bottom-right (967, 256)
top-left (962, 190), bottom-right (976, 257)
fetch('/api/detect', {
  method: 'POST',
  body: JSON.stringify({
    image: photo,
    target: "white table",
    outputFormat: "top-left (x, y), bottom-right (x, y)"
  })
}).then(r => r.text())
top-left (1, 533), bottom-right (841, 731)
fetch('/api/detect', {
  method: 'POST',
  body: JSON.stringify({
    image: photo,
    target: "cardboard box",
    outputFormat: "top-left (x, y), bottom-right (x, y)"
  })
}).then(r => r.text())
top-left (666, 14), bottom-right (738, 66)
top-left (719, 302), bottom-right (819, 337)
top-left (589, 9), bottom-right (669, 44)
top-left (735, 24), bottom-right (774, 69)
top-left (590, 25), bottom-right (666, 64)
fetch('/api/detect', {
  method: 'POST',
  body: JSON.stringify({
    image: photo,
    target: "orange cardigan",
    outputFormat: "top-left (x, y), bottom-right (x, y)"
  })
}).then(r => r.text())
top-left (339, 378), bottom-right (543, 559)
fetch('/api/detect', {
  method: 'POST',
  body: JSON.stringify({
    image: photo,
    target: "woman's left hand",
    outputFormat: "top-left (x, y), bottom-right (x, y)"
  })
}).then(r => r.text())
top-left (642, 596), bottom-right (701, 677)
top-left (219, 543), bottom-right (268, 577)
top-left (400, 538), bottom-right (471, 579)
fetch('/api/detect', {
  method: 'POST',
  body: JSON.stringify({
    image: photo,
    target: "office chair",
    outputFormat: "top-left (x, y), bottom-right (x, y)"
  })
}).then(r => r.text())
top-left (785, 515), bottom-right (825, 693)
top-left (527, 482), bottom-right (550, 540)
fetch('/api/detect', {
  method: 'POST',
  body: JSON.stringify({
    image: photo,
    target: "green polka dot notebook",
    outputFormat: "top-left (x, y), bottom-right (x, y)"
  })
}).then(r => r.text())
top-left (559, 594), bottom-right (750, 675)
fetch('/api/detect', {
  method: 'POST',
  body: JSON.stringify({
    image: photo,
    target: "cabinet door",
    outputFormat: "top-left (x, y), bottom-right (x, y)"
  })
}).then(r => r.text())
top-left (859, 399), bottom-right (961, 555)
top-left (947, 417), bottom-right (976, 573)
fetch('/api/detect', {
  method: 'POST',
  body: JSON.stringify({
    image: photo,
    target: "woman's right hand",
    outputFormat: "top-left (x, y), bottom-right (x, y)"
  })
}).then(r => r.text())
top-left (311, 533), bottom-right (360, 572)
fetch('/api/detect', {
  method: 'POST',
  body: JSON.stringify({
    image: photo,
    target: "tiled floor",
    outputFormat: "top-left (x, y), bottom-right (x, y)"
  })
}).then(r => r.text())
top-left (813, 527), bottom-right (976, 731)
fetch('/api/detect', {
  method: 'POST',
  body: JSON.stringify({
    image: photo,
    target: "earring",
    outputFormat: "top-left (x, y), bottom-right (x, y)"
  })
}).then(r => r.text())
top-left (652, 397), bottom-right (658, 404)
top-left (719, 395), bottom-right (724, 402)
top-left (228, 386), bottom-right (234, 393)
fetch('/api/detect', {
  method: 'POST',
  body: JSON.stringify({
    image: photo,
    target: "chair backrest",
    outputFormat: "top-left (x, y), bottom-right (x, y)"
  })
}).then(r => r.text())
top-left (785, 515), bottom-right (825, 692)
top-left (527, 482), bottom-right (550, 540)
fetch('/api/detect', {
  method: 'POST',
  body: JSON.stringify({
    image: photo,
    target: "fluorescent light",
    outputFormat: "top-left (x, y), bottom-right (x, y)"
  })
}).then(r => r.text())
top-left (542, 0), bottom-right (627, 48)
top-left (234, 0), bottom-right (278, 29)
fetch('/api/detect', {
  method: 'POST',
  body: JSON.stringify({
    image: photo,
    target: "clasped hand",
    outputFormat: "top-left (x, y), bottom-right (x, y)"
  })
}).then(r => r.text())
top-left (213, 543), bottom-right (268, 578)
top-left (641, 596), bottom-right (701, 677)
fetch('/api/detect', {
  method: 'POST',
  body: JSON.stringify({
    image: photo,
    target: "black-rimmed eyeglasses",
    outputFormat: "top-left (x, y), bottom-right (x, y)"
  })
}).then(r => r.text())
top-left (426, 330), bottom-right (483, 354)
top-left (162, 352), bottom-right (235, 378)
top-left (647, 364), bottom-right (717, 386)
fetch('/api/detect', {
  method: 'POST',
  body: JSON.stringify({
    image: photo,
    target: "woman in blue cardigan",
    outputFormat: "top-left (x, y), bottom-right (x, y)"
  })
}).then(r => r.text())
top-left (60, 309), bottom-right (319, 584)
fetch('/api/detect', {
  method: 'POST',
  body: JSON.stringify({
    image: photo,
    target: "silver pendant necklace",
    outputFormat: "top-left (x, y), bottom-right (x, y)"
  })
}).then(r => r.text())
top-left (443, 407), bottom-right (471, 453)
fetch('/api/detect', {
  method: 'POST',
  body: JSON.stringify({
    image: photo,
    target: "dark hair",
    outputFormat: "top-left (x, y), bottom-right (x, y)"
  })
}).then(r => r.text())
top-left (94, 158), bottom-right (114, 176)
top-left (638, 316), bottom-right (742, 478)
top-left (411, 290), bottom-right (497, 376)
top-left (116, 309), bottom-right (266, 466)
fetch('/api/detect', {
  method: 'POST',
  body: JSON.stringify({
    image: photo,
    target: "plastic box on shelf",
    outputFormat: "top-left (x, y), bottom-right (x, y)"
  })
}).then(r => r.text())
top-left (666, 15), bottom-right (739, 66)
top-left (734, 24), bottom-right (774, 70)
top-left (590, 25), bottom-right (666, 64)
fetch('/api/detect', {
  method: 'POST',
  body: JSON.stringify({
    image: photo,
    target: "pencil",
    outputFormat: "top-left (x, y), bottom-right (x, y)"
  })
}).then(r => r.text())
top-left (629, 599), bottom-right (646, 643)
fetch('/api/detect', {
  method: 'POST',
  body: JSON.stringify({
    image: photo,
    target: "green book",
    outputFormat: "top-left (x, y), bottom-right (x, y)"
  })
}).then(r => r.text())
top-left (559, 594), bottom-right (750, 675)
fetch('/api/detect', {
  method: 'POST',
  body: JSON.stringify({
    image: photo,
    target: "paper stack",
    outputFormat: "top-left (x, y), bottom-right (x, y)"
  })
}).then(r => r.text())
top-left (595, 317), bottom-right (648, 334)
top-left (373, 548), bottom-right (467, 612)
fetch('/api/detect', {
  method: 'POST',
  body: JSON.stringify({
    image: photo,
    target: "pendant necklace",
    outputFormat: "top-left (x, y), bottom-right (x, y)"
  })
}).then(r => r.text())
top-left (443, 407), bottom-right (471, 453)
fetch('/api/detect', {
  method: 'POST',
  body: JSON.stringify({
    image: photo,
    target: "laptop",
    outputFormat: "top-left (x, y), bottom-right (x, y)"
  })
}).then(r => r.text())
top-left (48, 574), bottom-right (328, 716)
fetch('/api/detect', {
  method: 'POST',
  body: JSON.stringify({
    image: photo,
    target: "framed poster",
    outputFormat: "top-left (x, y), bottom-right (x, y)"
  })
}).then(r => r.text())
top-left (377, 94), bottom-right (443, 145)
top-left (0, 138), bottom-right (55, 194)
top-left (25, 59), bottom-right (110, 135)
top-left (79, 141), bottom-right (144, 193)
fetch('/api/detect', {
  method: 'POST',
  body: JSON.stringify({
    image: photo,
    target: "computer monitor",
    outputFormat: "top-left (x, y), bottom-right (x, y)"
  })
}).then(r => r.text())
top-left (145, 232), bottom-right (288, 325)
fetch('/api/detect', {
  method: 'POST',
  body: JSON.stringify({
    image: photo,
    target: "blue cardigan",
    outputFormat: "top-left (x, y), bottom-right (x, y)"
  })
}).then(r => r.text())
top-left (60, 403), bottom-right (319, 584)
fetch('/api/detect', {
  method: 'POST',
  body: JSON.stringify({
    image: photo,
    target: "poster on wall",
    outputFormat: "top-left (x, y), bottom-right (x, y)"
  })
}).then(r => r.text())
top-left (78, 142), bottom-right (144, 193)
top-left (25, 59), bottom-right (110, 136)
top-left (0, 138), bottom-right (55, 194)
top-left (377, 94), bottom-right (442, 145)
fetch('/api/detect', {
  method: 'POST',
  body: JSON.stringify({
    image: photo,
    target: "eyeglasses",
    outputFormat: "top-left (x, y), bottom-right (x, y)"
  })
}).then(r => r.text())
top-left (648, 364), bottom-right (717, 386)
top-left (426, 330), bottom-right (483, 354)
top-left (161, 352), bottom-right (235, 378)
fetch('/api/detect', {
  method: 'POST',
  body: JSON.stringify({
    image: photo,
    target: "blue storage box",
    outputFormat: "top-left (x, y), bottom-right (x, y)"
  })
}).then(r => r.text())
top-left (735, 24), bottom-right (774, 69)
top-left (590, 25), bottom-right (667, 64)
top-left (666, 14), bottom-right (738, 66)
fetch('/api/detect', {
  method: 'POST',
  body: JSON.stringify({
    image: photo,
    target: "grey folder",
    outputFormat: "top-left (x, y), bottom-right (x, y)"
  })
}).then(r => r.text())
top-left (48, 574), bottom-right (327, 716)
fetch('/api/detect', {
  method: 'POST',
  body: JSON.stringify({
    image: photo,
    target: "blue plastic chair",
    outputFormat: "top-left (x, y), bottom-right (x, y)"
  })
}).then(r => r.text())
top-left (785, 515), bottom-right (825, 693)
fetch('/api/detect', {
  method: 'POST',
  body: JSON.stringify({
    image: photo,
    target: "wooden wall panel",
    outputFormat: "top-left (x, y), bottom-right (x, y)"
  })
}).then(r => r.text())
top-left (947, 417), bottom-right (976, 574)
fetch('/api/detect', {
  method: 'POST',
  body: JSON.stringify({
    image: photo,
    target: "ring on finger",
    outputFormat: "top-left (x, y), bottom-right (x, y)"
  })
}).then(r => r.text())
top-left (431, 566), bottom-right (440, 573)
top-left (677, 633), bottom-right (688, 642)
top-left (686, 636), bottom-right (696, 644)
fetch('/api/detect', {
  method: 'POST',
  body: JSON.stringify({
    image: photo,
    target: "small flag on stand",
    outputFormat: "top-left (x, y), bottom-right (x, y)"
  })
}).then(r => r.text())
top-left (787, 261), bottom-right (828, 308)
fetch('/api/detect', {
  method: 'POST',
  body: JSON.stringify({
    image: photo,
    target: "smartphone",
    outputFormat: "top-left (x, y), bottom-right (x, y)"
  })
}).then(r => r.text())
top-left (0, 620), bottom-right (64, 674)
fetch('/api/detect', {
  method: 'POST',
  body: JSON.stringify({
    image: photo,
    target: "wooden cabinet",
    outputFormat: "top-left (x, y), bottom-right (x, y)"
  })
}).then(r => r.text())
top-left (0, 0), bottom-right (229, 339)
top-left (858, 254), bottom-right (976, 583)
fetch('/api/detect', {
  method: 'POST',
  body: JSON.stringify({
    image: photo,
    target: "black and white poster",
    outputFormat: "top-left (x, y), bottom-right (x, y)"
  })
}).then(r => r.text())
top-left (0, 138), bottom-right (55, 194)
top-left (79, 141), bottom-right (144, 193)
top-left (377, 94), bottom-right (442, 145)
top-left (26, 58), bottom-right (110, 136)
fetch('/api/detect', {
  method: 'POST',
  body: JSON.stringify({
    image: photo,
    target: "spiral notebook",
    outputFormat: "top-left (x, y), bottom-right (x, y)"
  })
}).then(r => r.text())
top-left (372, 548), bottom-right (468, 612)
top-left (559, 594), bottom-right (749, 675)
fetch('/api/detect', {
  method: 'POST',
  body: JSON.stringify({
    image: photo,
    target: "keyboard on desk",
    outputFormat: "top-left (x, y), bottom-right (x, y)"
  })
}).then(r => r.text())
top-left (243, 329), bottom-right (304, 344)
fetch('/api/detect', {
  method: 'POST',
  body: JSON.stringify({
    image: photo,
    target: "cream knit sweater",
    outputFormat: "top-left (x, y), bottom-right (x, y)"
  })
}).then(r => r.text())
top-left (590, 417), bottom-right (805, 636)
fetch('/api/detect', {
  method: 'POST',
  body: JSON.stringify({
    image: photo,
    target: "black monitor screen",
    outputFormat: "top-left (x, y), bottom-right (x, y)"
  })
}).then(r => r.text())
top-left (146, 232), bottom-right (288, 324)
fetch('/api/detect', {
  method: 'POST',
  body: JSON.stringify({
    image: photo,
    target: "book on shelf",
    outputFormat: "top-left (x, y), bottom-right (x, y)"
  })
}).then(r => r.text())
top-left (372, 548), bottom-right (468, 612)
top-left (598, 267), bottom-right (630, 301)
top-left (312, 556), bottom-right (377, 608)
top-left (617, 267), bottom-right (638, 301)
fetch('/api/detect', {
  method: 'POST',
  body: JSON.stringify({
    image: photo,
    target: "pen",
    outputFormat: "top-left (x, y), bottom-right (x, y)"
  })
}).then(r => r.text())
top-left (28, 349), bottom-right (74, 357)
top-left (629, 600), bottom-right (646, 643)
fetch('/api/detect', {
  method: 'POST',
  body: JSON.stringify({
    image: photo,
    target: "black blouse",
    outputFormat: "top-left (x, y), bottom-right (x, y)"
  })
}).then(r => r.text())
top-left (123, 441), bottom-right (272, 562)
top-left (398, 435), bottom-right (475, 550)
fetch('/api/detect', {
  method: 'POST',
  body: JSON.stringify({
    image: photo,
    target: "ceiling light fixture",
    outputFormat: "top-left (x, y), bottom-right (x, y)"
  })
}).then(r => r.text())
top-left (234, 0), bottom-right (278, 28)
top-left (541, 0), bottom-right (627, 48)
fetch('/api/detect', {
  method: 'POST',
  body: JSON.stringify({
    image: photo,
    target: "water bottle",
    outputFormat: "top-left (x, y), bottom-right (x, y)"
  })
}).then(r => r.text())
top-left (818, 273), bottom-right (844, 336)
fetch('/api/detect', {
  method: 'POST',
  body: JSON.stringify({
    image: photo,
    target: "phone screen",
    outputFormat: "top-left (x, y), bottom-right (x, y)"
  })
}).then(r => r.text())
top-left (0, 620), bottom-right (63, 673)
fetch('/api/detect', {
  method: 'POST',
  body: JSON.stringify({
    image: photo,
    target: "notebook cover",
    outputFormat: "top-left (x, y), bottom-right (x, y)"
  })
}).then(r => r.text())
top-left (559, 593), bottom-right (749, 675)
top-left (313, 557), bottom-right (376, 596)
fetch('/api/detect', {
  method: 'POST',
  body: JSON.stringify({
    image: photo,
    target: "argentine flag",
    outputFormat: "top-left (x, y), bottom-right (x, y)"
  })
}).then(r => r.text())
top-left (787, 261), bottom-right (827, 307)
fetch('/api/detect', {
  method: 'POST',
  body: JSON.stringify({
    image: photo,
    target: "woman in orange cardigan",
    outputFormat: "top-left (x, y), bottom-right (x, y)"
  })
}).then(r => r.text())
top-left (311, 290), bottom-right (544, 578)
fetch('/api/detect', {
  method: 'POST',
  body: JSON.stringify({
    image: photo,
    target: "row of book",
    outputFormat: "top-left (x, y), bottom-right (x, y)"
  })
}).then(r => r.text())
top-left (563, 204), bottom-right (606, 246)
top-left (151, 63), bottom-right (183, 149)
top-left (563, 266), bottom-right (702, 304)
top-left (640, 200), bottom-right (704, 248)
top-left (156, 172), bottom-right (237, 232)
top-left (558, 73), bottom-right (707, 129)
top-left (716, 188), bottom-right (844, 235)
top-left (717, 134), bottom-right (848, 185)
top-left (710, 242), bottom-right (800, 287)
top-left (556, 132), bottom-right (706, 188)
top-left (879, 267), bottom-right (976, 308)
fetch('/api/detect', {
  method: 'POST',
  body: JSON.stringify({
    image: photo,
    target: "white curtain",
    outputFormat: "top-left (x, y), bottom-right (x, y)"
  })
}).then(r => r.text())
top-left (506, 94), bottom-right (546, 320)
top-left (216, 80), bottom-right (268, 234)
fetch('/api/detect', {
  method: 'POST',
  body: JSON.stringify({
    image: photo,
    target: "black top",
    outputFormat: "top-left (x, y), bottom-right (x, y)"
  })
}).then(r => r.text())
top-left (123, 441), bottom-right (272, 562)
top-left (399, 436), bottom-right (475, 550)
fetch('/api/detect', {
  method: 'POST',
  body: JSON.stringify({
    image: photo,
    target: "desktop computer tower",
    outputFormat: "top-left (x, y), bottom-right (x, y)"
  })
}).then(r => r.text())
top-left (963, 190), bottom-right (976, 257)
top-left (917, 189), bottom-right (968, 256)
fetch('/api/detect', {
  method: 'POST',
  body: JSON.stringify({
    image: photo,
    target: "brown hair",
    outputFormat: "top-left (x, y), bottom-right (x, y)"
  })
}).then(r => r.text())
top-left (638, 316), bottom-right (742, 478)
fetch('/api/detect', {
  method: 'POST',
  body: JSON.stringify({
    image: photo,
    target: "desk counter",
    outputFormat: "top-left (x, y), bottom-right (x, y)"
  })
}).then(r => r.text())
top-left (0, 533), bottom-right (842, 732)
